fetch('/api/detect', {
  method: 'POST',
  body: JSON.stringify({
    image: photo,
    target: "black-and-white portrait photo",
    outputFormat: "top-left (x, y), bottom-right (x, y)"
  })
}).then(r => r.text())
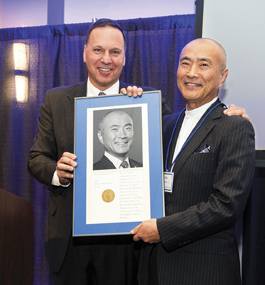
top-left (93, 107), bottom-right (143, 170)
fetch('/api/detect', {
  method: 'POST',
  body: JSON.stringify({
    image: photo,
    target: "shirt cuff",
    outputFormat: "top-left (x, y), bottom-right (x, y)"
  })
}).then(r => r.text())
top-left (52, 171), bottom-right (70, 187)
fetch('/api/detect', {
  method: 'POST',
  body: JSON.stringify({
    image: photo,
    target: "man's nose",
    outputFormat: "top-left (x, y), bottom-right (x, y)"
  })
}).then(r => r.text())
top-left (186, 64), bottom-right (198, 78)
top-left (118, 129), bottom-right (127, 137)
top-left (101, 51), bottom-right (112, 64)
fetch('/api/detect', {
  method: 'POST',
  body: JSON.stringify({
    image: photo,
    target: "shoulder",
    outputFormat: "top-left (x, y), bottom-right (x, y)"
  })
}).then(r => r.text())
top-left (93, 156), bottom-right (116, 170)
top-left (207, 109), bottom-right (255, 152)
top-left (163, 112), bottom-right (182, 122)
top-left (129, 158), bottom-right (143, 168)
top-left (215, 108), bottom-right (255, 134)
top-left (162, 112), bottom-right (182, 129)
top-left (93, 156), bottom-right (106, 170)
top-left (45, 81), bottom-right (87, 101)
top-left (93, 160), bottom-right (103, 170)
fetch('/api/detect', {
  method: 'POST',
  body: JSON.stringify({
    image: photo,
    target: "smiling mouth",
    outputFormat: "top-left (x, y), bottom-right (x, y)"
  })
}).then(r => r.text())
top-left (99, 67), bottom-right (112, 72)
top-left (115, 142), bottom-right (128, 146)
top-left (185, 83), bottom-right (201, 87)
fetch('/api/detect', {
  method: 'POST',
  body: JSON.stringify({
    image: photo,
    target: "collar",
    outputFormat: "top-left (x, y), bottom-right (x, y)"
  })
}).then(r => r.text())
top-left (185, 97), bottom-right (219, 118)
top-left (104, 151), bottom-right (130, 169)
top-left (86, 77), bottom-right (120, 97)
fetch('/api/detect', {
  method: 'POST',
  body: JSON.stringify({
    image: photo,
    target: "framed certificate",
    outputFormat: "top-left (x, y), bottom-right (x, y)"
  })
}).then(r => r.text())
top-left (73, 91), bottom-right (164, 236)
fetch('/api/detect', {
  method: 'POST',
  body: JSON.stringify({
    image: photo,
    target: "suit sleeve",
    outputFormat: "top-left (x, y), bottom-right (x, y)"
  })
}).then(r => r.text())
top-left (27, 90), bottom-right (59, 191)
top-left (157, 117), bottom-right (255, 252)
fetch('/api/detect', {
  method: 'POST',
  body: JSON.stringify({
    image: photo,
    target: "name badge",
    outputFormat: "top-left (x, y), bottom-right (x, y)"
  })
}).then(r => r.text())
top-left (164, 172), bottom-right (174, 193)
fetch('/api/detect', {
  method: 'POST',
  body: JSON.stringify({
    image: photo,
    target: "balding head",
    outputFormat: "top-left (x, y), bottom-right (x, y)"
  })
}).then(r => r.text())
top-left (182, 38), bottom-right (227, 71)
top-left (97, 111), bottom-right (134, 160)
top-left (177, 38), bottom-right (229, 110)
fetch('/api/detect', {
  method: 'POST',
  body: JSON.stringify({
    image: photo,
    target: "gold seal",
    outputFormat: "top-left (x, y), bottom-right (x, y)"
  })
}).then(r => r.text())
top-left (102, 189), bottom-right (115, 203)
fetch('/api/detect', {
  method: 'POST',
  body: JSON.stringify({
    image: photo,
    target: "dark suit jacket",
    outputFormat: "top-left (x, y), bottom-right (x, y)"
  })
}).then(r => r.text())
top-left (27, 80), bottom-right (171, 273)
top-left (93, 155), bottom-right (142, 170)
top-left (148, 100), bottom-right (255, 285)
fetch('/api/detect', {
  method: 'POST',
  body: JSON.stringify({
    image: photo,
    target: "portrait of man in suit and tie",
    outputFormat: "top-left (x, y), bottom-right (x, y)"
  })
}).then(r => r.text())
top-left (93, 108), bottom-right (143, 170)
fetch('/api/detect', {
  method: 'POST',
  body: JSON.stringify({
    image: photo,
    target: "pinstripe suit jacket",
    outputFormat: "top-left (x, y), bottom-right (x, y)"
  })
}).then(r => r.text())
top-left (155, 99), bottom-right (255, 285)
top-left (27, 80), bottom-right (171, 273)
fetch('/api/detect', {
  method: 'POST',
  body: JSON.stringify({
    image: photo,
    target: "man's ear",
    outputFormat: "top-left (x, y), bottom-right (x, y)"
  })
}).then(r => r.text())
top-left (83, 45), bottom-right (87, 63)
top-left (97, 131), bottom-right (104, 145)
top-left (219, 68), bottom-right (228, 88)
top-left (123, 54), bottom-right (126, 67)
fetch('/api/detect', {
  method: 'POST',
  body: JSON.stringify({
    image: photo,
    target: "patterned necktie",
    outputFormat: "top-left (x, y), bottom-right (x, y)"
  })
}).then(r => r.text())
top-left (98, 92), bottom-right (106, 96)
top-left (120, 161), bottom-right (129, 168)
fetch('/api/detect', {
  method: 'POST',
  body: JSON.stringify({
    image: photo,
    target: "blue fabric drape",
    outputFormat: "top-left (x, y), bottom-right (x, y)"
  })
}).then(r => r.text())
top-left (0, 14), bottom-right (195, 284)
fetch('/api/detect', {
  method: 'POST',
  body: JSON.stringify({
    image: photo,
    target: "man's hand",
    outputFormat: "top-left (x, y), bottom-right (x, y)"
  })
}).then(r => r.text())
top-left (223, 104), bottom-right (250, 120)
top-left (120, 86), bottom-right (143, 97)
top-left (130, 219), bottom-right (161, 244)
top-left (56, 152), bottom-right (77, 185)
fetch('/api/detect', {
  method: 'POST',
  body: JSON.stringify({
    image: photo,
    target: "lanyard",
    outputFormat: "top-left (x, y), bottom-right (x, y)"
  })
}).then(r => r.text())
top-left (165, 102), bottom-right (225, 172)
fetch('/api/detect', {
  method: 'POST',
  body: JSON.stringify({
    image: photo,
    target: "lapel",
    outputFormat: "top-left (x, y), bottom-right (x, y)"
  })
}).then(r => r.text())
top-left (101, 156), bottom-right (116, 169)
top-left (172, 100), bottom-right (224, 174)
top-left (64, 81), bottom-right (87, 149)
top-left (129, 159), bottom-right (137, 168)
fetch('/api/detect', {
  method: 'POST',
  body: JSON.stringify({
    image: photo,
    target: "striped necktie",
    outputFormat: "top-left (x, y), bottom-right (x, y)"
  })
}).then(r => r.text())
top-left (120, 161), bottom-right (129, 168)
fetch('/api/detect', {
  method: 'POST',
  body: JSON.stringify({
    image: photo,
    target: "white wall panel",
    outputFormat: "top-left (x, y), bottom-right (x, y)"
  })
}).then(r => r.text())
top-left (203, 0), bottom-right (265, 149)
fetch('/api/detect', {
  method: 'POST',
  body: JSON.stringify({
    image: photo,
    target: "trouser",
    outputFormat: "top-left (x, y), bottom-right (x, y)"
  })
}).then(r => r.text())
top-left (53, 236), bottom-right (139, 285)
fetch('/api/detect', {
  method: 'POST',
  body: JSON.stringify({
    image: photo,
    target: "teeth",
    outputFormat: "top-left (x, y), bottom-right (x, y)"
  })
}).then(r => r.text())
top-left (186, 83), bottom-right (200, 86)
top-left (99, 68), bottom-right (111, 72)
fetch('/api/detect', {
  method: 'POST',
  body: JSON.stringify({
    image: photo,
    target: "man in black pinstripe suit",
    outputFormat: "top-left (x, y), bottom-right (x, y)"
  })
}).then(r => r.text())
top-left (131, 38), bottom-right (256, 285)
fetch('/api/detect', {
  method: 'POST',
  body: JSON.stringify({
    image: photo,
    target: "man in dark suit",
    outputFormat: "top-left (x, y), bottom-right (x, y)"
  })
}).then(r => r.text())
top-left (28, 17), bottom-right (249, 284)
top-left (131, 38), bottom-right (256, 285)
top-left (27, 19), bottom-right (172, 285)
top-left (93, 110), bottom-right (142, 170)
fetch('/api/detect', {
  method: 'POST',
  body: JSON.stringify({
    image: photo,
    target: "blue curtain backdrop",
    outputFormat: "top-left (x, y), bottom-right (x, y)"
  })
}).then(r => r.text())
top-left (0, 14), bottom-right (195, 284)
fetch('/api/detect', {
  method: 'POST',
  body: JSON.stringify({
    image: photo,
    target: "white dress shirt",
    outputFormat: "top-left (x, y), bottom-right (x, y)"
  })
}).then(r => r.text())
top-left (86, 77), bottom-right (120, 96)
top-left (172, 97), bottom-right (219, 164)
